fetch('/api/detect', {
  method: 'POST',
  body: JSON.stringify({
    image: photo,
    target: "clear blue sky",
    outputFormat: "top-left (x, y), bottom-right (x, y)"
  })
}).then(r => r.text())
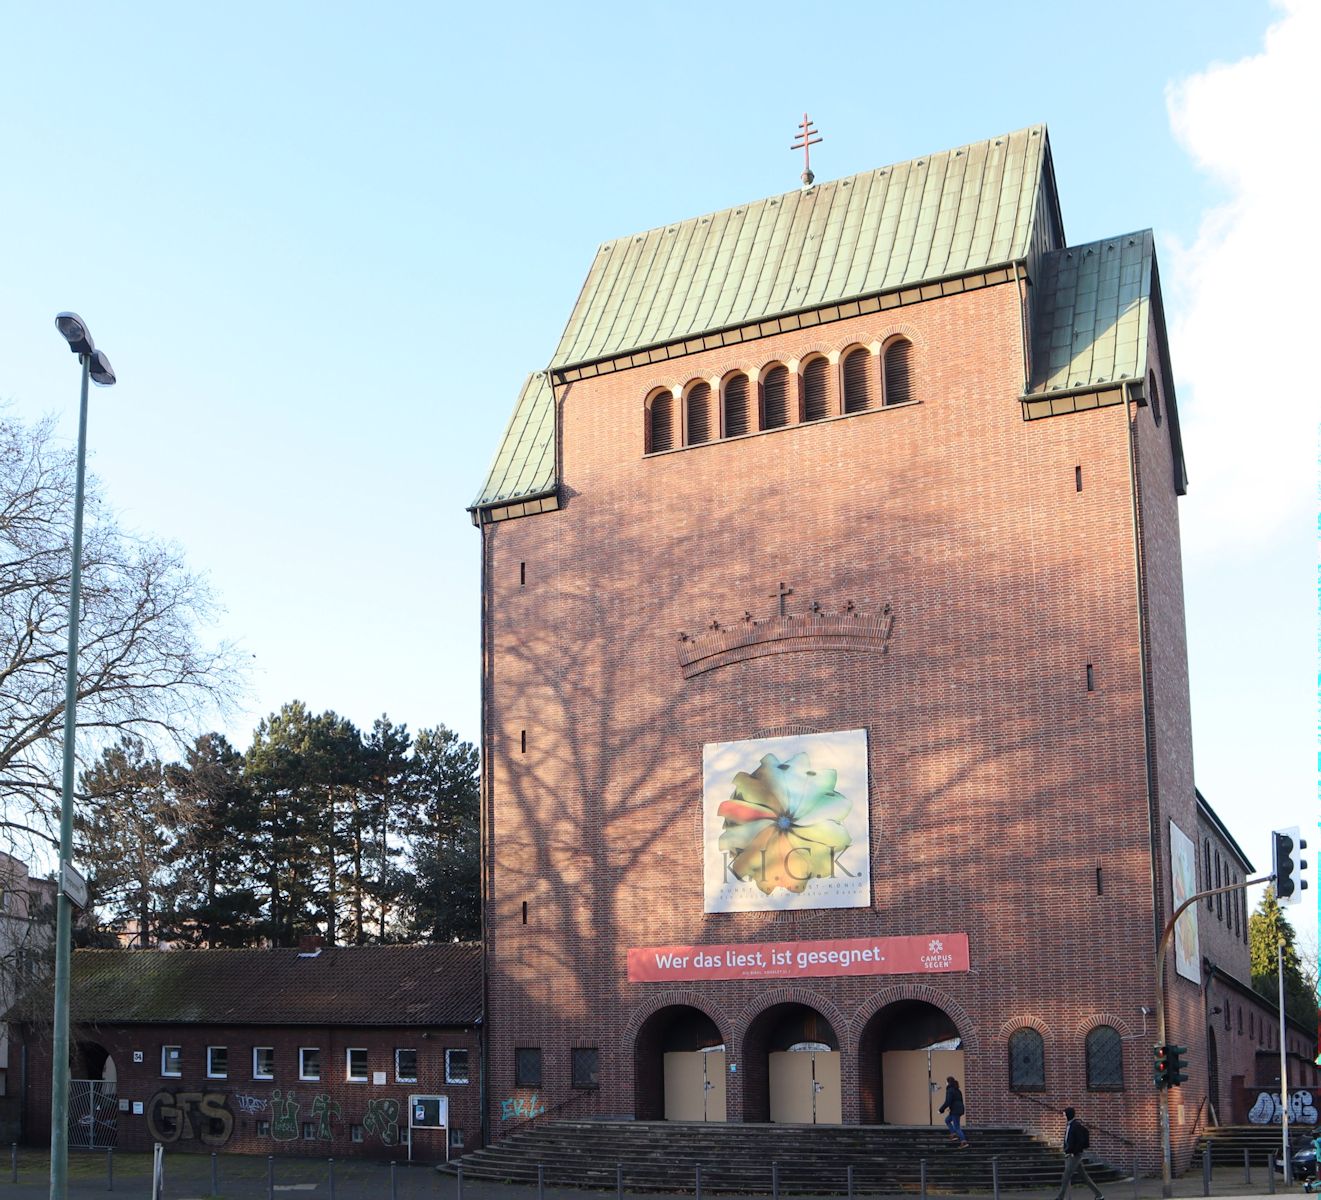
top-left (1, 2), bottom-right (1315, 944)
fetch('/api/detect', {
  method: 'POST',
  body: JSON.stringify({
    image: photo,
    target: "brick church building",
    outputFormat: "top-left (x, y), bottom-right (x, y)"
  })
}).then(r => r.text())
top-left (468, 125), bottom-right (1303, 1167)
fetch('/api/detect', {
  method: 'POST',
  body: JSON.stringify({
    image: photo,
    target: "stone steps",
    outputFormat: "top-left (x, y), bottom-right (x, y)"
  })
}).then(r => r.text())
top-left (1195, 1124), bottom-right (1317, 1167)
top-left (447, 1121), bottom-right (1131, 1193)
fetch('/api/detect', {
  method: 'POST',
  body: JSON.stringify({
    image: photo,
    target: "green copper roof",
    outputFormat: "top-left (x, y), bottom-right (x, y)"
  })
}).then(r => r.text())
top-left (1027, 230), bottom-right (1154, 393)
top-left (551, 125), bottom-right (1059, 371)
top-left (470, 372), bottom-right (556, 511)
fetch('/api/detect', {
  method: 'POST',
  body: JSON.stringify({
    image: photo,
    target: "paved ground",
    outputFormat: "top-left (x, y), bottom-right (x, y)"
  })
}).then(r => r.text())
top-left (0, 1152), bottom-right (1312, 1200)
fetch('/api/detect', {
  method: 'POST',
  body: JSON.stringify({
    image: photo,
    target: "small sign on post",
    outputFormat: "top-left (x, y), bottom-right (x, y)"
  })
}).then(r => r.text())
top-left (60, 863), bottom-right (88, 910)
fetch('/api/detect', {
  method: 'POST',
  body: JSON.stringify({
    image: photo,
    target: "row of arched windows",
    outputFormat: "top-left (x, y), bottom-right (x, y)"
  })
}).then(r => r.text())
top-left (647, 338), bottom-right (915, 454)
top-left (1205, 838), bottom-right (1247, 943)
top-left (1009, 1026), bottom-right (1124, 1092)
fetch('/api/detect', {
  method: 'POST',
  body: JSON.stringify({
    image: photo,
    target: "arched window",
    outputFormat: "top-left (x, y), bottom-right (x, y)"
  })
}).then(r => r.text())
top-left (686, 382), bottom-right (713, 446)
top-left (1148, 369), bottom-right (1163, 426)
top-left (883, 338), bottom-right (913, 406)
top-left (648, 391), bottom-right (675, 453)
top-left (723, 375), bottom-right (751, 438)
top-left (1008, 1028), bottom-right (1045, 1091)
top-left (1085, 1025), bottom-right (1123, 1090)
top-left (802, 357), bottom-right (831, 422)
top-left (763, 365), bottom-right (790, 429)
top-left (842, 347), bottom-right (874, 413)
top-left (1205, 842), bottom-right (1214, 909)
top-left (1215, 852), bottom-right (1223, 921)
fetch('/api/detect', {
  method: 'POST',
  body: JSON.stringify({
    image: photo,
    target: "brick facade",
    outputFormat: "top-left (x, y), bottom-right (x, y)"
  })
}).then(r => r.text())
top-left (474, 131), bottom-right (1311, 1172)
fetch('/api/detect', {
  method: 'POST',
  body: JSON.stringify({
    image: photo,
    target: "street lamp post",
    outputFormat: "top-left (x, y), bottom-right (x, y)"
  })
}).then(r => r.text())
top-left (49, 313), bottom-right (115, 1200)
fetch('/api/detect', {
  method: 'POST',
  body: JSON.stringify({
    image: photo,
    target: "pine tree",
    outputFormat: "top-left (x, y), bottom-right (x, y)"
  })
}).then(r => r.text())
top-left (1248, 887), bottom-right (1313, 1027)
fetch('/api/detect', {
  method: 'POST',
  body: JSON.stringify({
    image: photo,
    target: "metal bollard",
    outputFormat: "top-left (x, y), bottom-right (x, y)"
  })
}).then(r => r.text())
top-left (9, 1142), bottom-right (15, 1183)
top-left (696, 1162), bottom-right (703, 1200)
top-left (1268, 1152), bottom-right (1276, 1194)
top-left (847, 1164), bottom-right (854, 1200)
top-left (457, 1164), bottom-right (464, 1200)
top-left (1202, 1146), bottom-right (1211, 1195)
top-left (211, 1150), bottom-right (218, 1197)
top-left (992, 1155), bottom-right (1001, 1200)
top-left (772, 1161), bottom-right (779, 1200)
top-left (391, 1160), bottom-right (398, 1200)
top-left (1132, 1154), bottom-right (1140, 1200)
top-left (537, 1162), bottom-right (545, 1200)
top-left (328, 1158), bottom-right (336, 1200)
top-left (268, 1154), bottom-right (275, 1200)
top-left (920, 1157), bottom-right (928, 1200)
top-left (1244, 1147), bottom-right (1252, 1185)
top-left (617, 1162), bottom-right (623, 1200)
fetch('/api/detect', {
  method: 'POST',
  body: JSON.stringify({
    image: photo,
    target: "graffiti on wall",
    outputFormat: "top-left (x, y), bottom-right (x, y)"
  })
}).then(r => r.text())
top-left (232, 1093), bottom-right (269, 1115)
top-left (363, 1098), bottom-right (400, 1145)
top-left (310, 1093), bottom-right (342, 1140)
top-left (145, 1091), bottom-right (235, 1147)
top-left (270, 1090), bottom-right (300, 1141)
top-left (500, 1094), bottom-right (547, 1121)
top-left (1248, 1090), bottom-right (1317, 1125)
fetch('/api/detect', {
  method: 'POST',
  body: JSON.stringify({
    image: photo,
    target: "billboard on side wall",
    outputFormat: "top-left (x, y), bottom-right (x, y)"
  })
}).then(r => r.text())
top-left (1170, 819), bottom-right (1200, 983)
top-left (702, 728), bottom-right (871, 913)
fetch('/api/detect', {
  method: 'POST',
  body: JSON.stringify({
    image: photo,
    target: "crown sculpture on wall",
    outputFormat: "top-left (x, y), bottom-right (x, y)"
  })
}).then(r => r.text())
top-left (676, 584), bottom-right (895, 679)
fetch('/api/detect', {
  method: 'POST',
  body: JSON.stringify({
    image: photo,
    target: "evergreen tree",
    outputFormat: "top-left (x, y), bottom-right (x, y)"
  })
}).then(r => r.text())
top-left (74, 737), bottom-right (179, 946)
top-left (165, 733), bottom-right (263, 946)
top-left (401, 725), bottom-right (479, 942)
top-left (361, 716), bottom-right (412, 942)
top-left (1248, 887), bottom-right (1313, 1027)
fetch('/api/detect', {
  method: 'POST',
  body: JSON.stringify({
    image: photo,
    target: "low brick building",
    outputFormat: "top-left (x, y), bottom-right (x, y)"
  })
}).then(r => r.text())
top-left (12, 943), bottom-right (481, 1161)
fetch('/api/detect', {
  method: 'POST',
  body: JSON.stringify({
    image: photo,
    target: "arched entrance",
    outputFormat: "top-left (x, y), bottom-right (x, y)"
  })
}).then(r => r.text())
top-left (634, 1005), bottom-right (726, 1121)
top-left (744, 1003), bottom-right (842, 1124)
top-left (858, 1000), bottom-right (962, 1125)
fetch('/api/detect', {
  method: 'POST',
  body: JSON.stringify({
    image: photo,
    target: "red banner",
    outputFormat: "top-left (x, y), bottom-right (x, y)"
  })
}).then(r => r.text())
top-left (627, 934), bottom-right (969, 983)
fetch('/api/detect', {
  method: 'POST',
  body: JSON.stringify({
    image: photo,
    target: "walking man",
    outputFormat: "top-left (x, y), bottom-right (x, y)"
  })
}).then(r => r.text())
top-left (1053, 1107), bottom-right (1103, 1200)
top-left (938, 1075), bottom-right (968, 1147)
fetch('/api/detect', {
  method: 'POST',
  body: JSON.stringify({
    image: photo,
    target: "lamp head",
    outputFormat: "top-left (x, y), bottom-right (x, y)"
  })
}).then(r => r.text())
top-left (55, 312), bottom-right (95, 356)
top-left (88, 350), bottom-right (116, 387)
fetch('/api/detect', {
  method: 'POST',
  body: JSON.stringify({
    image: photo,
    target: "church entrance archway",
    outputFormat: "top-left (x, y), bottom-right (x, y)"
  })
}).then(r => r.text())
top-left (634, 1005), bottom-right (726, 1122)
top-left (858, 1000), bottom-right (963, 1125)
top-left (744, 1003), bottom-right (841, 1124)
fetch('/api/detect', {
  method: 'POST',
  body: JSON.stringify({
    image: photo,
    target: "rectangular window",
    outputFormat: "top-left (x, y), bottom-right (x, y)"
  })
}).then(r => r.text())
top-left (515, 1047), bottom-right (542, 1088)
top-left (302, 1122), bottom-right (316, 1141)
top-left (346, 1048), bottom-right (368, 1082)
top-left (450, 1127), bottom-right (465, 1150)
top-left (395, 1048), bottom-right (418, 1083)
top-left (253, 1047), bottom-right (274, 1080)
top-left (299, 1047), bottom-right (321, 1081)
top-left (446, 1048), bottom-right (470, 1084)
top-left (572, 1047), bottom-right (599, 1089)
top-left (161, 1046), bottom-right (181, 1077)
top-left (206, 1046), bottom-right (228, 1079)
top-left (257, 1120), bottom-right (271, 1137)
top-left (351, 1125), bottom-right (364, 1143)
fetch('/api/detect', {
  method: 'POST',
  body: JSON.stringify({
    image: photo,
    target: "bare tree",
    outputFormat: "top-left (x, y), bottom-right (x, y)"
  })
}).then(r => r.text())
top-left (0, 411), bottom-right (242, 855)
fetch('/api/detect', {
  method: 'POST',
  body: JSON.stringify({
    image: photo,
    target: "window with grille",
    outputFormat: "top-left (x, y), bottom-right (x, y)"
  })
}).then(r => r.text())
top-left (572, 1048), bottom-right (599, 1089)
top-left (686, 383), bottom-right (712, 445)
top-left (763, 365), bottom-right (790, 429)
top-left (446, 1049), bottom-right (470, 1084)
top-left (515, 1047), bottom-right (542, 1088)
top-left (723, 376), bottom-right (750, 437)
top-left (1008, 1028), bottom-right (1045, 1091)
top-left (842, 347), bottom-right (874, 413)
top-left (802, 358), bottom-right (830, 422)
top-left (1086, 1025), bottom-right (1124, 1090)
top-left (395, 1049), bottom-right (418, 1083)
top-left (648, 392), bottom-right (674, 452)
top-left (883, 338), bottom-right (913, 405)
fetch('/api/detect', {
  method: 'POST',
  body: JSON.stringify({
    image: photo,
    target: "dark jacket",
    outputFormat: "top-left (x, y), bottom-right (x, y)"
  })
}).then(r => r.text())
top-left (939, 1082), bottom-right (965, 1117)
top-left (1063, 1119), bottom-right (1087, 1155)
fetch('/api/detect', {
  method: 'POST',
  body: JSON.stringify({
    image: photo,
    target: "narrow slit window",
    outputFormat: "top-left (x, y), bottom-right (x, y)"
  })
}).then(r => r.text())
top-left (520, 729), bottom-right (526, 754)
top-left (519, 562), bottom-right (526, 586)
top-left (521, 900), bottom-right (528, 925)
top-left (1096, 866), bottom-right (1103, 895)
top-left (763, 365), bottom-right (790, 429)
top-left (1086, 664), bottom-right (1095, 691)
top-left (1075, 466), bottom-right (1083, 492)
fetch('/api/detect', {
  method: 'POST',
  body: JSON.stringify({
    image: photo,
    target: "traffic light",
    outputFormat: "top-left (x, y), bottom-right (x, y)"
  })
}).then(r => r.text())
top-left (1153, 1043), bottom-right (1189, 1088)
top-left (1152, 1044), bottom-right (1169, 1088)
top-left (1272, 827), bottom-right (1309, 905)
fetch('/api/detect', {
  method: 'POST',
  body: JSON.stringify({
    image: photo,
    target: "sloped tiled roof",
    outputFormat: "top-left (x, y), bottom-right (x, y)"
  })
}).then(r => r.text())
top-left (1026, 230), bottom-right (1154, 393)
top-left (11, 945), bottom-right (481, 1028)
top-left (551, 125), bottom-right (1058, 371)
top-left (470, 372), bottom-right (555, 511)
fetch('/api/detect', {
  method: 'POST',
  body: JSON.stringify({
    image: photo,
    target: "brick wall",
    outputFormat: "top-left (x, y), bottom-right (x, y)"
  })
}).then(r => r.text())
top-left (17, 1021), bottom-right (481, 1161)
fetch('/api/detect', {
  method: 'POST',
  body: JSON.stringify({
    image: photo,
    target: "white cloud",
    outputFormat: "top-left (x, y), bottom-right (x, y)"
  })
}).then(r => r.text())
top-left (1165, 0), bottom-right (1321, 556)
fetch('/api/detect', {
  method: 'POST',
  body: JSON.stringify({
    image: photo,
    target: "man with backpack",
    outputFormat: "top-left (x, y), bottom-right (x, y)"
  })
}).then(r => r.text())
top-left (1052, 1107), bottom-right (1103, 1200)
